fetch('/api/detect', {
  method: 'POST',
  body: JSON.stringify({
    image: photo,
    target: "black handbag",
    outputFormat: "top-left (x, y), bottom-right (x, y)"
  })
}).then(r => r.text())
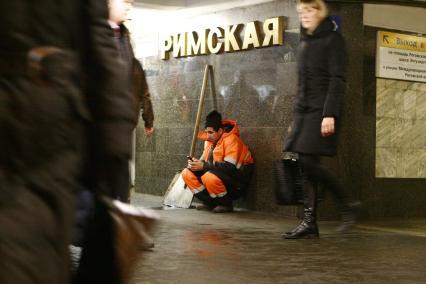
top-left (273, 158), bottom-right (304, 205)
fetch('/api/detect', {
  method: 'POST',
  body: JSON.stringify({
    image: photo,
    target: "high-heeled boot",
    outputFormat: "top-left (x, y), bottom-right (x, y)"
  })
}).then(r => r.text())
top-left (283, 207), bottom-right (319, 239)
top-left (336, 201), bottom-right (361, 233)
top-left (283, 180), bottom-right (319, 239)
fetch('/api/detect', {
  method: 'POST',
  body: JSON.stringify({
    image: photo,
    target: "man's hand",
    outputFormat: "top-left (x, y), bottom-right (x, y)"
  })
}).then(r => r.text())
top-left (321, 117), bottom-right (335, 137)
top-left (144, 127), bottom-right (154, 137)
top-left (188, 158), bottom-right (204, 171)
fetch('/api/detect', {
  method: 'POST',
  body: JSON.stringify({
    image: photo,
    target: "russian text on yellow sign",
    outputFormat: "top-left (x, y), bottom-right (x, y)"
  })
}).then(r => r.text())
top-left (378, 31), bottom-right (426, 52)
top-left (161, 16), bottom-right (285, 60)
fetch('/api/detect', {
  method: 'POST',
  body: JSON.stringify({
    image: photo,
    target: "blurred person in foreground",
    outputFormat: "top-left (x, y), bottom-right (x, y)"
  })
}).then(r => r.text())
top-left (182, 111), bottom-right (255, 213)
top-left (108, 0), bottom-right (154, 202)
top-left (283, 0), bottom-right (358, 239)
top-left (0, 1), bottom-right (134, 283)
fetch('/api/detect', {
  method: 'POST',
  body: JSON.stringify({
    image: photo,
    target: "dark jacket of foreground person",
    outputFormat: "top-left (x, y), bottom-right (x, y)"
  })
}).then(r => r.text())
top-left (0, 1), bottom-right (134, 283)
top-left (112, 25), bottom-right (154, 129)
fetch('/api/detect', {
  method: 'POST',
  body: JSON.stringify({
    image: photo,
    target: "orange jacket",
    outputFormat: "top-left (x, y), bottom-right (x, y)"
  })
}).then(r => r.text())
top-left (197, 120), bottom-right (254, 172)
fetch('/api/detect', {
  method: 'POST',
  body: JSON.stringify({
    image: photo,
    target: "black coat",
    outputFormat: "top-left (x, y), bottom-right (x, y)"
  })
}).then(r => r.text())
top-left (0, 1), bottom-right (134, 283)
top-left (0, 0), bottom-right (136, 166)
top-left (284, 18), bottom-right (347, 156)
top-left (114, 25), bottom-right (155, 128)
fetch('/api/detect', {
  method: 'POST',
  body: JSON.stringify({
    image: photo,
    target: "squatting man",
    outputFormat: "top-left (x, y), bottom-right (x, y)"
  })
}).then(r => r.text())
top-left (182, 111), bottom-right (255, 213)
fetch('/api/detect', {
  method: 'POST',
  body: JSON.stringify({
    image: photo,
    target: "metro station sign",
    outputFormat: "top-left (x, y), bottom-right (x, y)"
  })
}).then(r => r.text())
top-left (376, 31), bottom-right (426, 83)
top-left (161, 16), bottom-right (285, 60)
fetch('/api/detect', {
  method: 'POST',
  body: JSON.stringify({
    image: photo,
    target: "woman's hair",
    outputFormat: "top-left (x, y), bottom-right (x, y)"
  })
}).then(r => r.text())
top-left (296, 0), bottom-right (329, 19)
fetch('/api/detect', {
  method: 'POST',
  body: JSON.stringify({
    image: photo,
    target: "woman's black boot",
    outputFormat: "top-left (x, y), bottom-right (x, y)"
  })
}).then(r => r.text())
top-left (283, 177), bottom-right (319, 239)
top-left (336, 201), bottom-right (361, 233)
top-left (283, 208), bottom-right (319, 239)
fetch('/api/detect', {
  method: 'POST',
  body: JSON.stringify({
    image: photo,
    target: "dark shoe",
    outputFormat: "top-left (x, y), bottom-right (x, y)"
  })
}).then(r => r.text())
top-left (139, 241), bottom-right (155, 251)
top-left (212, 205), bottom-right (233, 213)
top-left (196, 203), bottom-right (214, 211)
top-left (283, 221), bottom-right (319, 239)
top-left (283, 207), bottom-right (318, 238)
top-left (336, 201), bottom-right (361, 233)
top-left (138, 232), bottom-right (155, 251)
top-left (194, 190), bottom-right (215, 209)
top-left (283, 222), bottom-right (305, 236)
top-left (283, 205), bottom-right (321, 236)
top-left (282, 226), bottom-right (298, 236)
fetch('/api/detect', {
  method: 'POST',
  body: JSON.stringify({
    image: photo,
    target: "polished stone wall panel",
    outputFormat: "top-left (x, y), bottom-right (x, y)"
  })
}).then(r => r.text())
top-left (376, 78), bottom-right (426, 178)
top-left (137, 176), bottom-right (172, 195)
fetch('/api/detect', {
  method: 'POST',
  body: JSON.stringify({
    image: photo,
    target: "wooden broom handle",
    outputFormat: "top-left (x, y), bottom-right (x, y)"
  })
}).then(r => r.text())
top-left (209, 65), bottom-right (217, 110)
top-left (189, 64), bottom-right (210, 157)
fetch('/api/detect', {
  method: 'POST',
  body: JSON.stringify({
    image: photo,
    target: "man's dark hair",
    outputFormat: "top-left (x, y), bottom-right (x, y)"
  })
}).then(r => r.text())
top-left (204, 110), bottom-right (222, 131)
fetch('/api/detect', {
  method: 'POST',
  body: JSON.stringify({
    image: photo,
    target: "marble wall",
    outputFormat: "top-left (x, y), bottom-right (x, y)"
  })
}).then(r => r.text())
top-left (135, 0), bottom-right (301, 216)
top-left (376, 79), bottom-right (426, 178)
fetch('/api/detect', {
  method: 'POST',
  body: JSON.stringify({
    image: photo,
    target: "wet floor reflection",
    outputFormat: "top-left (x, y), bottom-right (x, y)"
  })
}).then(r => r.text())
top-left (68, 195), bottom-right (425, 283)
top-left (131, 209), bottom-right (426, 284)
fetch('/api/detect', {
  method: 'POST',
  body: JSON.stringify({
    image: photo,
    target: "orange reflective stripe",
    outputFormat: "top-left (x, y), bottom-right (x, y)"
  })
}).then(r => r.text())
top-left (201, 172), bottom-right (227, 198)
top-left (192, 185), bottom-right (206, 194)
top-left (224, 156), bottom-right (237, 165)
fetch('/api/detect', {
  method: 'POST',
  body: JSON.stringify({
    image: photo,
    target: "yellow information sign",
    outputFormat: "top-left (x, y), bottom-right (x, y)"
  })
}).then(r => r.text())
top-left (378, 31), bottom-right (426, 52)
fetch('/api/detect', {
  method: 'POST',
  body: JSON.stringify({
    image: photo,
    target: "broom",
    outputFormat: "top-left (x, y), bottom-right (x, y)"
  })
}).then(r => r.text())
top-left (163, 64), bottom-right (214, 208)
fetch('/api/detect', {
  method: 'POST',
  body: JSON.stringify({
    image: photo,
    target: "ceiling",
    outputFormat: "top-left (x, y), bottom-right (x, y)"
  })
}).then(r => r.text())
top-left (134, 0), bottom-right (226, 9)
top-left (135, 0), bottom-right (426, 9)
top-left (134, 0), bottom-right (274, 10)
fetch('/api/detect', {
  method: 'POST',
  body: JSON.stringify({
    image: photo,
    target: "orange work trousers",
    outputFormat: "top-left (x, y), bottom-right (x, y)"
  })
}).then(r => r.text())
top-left (181, 168), bottom-right (227, 198)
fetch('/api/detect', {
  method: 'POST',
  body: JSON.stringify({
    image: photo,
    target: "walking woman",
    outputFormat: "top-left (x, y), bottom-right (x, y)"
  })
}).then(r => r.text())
top-left (283, 0), bottom-right (357, 239)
